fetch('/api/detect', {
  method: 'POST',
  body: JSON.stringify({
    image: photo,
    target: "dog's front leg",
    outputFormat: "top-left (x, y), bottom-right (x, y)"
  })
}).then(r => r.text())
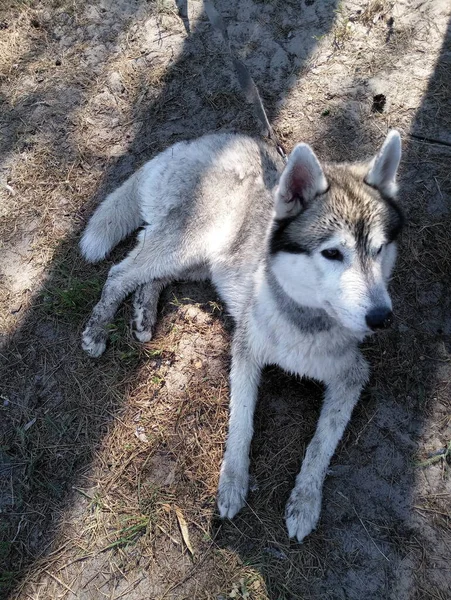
top-left (285, 353), bottom-right (369, 543)
top-left (217, 337), bottom-right (261, 519)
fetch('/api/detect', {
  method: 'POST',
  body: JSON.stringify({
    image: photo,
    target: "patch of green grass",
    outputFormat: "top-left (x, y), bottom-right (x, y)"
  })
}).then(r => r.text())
top-left (43, 276), bottom-right (103, 319)
top-left (118, 348), bottom-right (140, 361)
top-left (145, 348), bottom-right (163, 358)
top-left (416, 440), bottom-right (451, 468)
top-left (170, 294), bottom-right (195, 307)
top-left (138, 482), bottom-right (165, 516)
top-left (108, 319), bottom-right (146, 362)
top-left (103, 515), bottom-right (151, 551)
top-left (0, 571), bottom-right (19, 595)
top-left (42, 411), bottom-right (76, 442)
top-left (108, 319), bottom-right (129, 344)
top-left (332, 1), bottom-right (353, 49)
top-left (0, 540), bottom-right (11, 561)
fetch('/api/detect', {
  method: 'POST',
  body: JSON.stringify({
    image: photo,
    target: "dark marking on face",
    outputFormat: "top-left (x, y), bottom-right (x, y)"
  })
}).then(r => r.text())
top-left (269, 216), bottom-right (310, 255)
top-left (383, 196), bottom-right (405, 242)
top-left (268, 163), bottom-right (404, 259)
top-left (363, 180), bottom-right (405, 242)
top-left (354, 218), bottom-right (371, 251)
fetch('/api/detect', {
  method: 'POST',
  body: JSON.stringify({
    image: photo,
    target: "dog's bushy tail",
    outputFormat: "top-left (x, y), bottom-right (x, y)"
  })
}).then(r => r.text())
top-left (80, 174), bottom-right (143, 263)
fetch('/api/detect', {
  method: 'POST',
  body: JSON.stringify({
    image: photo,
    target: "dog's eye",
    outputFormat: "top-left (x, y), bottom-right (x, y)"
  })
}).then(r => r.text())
top-left (377, 245), bottom-right (384, 255)
top-left (321, 248), bottom-right (343, 261)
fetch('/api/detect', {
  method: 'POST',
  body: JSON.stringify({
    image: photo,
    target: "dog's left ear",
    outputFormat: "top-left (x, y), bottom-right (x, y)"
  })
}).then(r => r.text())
top-left (274, 144), bottom-right (328, 219)
top-left (365, 130), bottom-right (401, 197)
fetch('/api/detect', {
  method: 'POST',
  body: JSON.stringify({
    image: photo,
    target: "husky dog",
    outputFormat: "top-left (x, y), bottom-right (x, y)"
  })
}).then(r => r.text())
top-left (80, 131), bottom-right (403, 542)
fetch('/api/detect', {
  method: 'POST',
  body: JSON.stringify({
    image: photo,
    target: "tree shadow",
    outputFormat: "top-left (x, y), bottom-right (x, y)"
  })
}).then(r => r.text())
top-left (3, 0), bottom-right (449, 597)
top-left (1, 0), bottom-right (344, 596)
top-left (213, 13), bottom-right (451, 599)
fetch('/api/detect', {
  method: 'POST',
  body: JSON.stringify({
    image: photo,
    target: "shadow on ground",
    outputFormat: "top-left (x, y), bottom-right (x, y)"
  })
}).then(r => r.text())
top-left (214, 17), bottom-right (451, 598)
top-left (1, 1), bottom-right (450, 599)
top-left (1, 0), bottom-right (340, 596)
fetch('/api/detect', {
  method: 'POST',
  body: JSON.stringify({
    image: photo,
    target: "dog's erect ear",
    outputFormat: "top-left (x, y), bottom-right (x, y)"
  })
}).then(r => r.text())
top-left (365, 130), bottom-right (401, 197)
top-left (274, 144), bottom-right (328, 219)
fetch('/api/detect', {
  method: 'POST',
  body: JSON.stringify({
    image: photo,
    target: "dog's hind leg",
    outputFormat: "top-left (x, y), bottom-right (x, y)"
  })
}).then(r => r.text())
top-left (82, 227), bottom-right (197, 357)
top-left (131, 264), bottom-right (210, 343)
top-left (132, 280), bottom-right (167, 343)
top-left (82, 247), bottom-right (155, 357)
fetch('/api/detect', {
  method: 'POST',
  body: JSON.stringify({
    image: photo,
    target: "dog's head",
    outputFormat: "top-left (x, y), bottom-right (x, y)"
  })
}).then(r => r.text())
top-left (269, 131), bottom-right (404, 335)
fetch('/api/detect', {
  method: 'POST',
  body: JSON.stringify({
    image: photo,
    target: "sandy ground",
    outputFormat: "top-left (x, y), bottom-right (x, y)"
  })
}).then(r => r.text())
top-left (1, 0), bottom-right (450, 598)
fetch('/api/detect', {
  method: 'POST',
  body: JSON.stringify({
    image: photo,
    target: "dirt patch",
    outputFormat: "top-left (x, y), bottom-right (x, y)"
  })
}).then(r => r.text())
top-left (1, 0), bottom-right (450, 599)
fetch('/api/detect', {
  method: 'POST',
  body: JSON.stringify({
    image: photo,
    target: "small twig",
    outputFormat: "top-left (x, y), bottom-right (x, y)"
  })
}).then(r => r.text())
top-left (72, 486), bottom-right (94, 500)
top-left (408, 132), bottom-right (451, 150)
top-left (155, 522), bottom-right (181, 546)
top-left (112, 576), bottom-right (146, 600)
top-left (415, 440), bottom-right (451, 468)
top-left (44, 570), bottom-right (77, 595)
top-left (353, 507), bottom-right (390, 562)
top-left (414, 506), bottom-right (451, 518)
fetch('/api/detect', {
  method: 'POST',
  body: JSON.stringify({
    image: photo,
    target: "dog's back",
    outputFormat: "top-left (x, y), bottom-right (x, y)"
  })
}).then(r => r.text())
top-left (81, 133), bottom-right (285, 318)
top-left (81, 134), bottom-right (281, 260)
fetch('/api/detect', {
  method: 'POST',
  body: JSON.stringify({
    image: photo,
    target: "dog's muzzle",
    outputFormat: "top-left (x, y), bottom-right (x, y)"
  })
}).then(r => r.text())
top-left (365, 307), bottom-right (393, 331)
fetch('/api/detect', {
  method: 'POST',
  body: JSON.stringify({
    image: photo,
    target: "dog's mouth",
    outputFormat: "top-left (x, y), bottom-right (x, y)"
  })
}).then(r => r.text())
top-left (324, 302), bottom-right (373, 335)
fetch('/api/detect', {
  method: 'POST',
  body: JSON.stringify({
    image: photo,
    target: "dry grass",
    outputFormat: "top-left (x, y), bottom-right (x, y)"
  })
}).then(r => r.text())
top-left (358, 0), bottom-right (393, 27)
top-left (1, 0), bottom-right (451, 598)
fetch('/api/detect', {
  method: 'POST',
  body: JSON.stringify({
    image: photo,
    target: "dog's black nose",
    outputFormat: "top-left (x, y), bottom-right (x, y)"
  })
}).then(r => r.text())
top-left (365, 308), bottom-right (393, 331)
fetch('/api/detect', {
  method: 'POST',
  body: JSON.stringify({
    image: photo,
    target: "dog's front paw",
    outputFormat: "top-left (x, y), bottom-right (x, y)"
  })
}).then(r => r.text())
top-left (217, 470), bottom-right (249, 519)
top-left (285, 487), bottom-right (322, 543)
top-left (82, 326), bottom-right (107, 357)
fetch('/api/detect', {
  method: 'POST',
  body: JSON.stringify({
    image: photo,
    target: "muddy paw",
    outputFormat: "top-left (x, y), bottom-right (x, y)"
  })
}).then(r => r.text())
top-left (217, 470), bottom-right (248, 519)
top-left (82, 327), bottom-right (107, 357)
top-left (285, 487), bottom-right (321, 543)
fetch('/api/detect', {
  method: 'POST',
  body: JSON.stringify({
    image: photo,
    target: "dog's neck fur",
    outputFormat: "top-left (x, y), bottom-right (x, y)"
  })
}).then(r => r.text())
top-left (264, 264), bottom-right (335, 334)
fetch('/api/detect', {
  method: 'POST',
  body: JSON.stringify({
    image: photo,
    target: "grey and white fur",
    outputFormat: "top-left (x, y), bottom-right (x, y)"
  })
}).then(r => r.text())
top-left (80, 131), bottom-right (403, 542)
